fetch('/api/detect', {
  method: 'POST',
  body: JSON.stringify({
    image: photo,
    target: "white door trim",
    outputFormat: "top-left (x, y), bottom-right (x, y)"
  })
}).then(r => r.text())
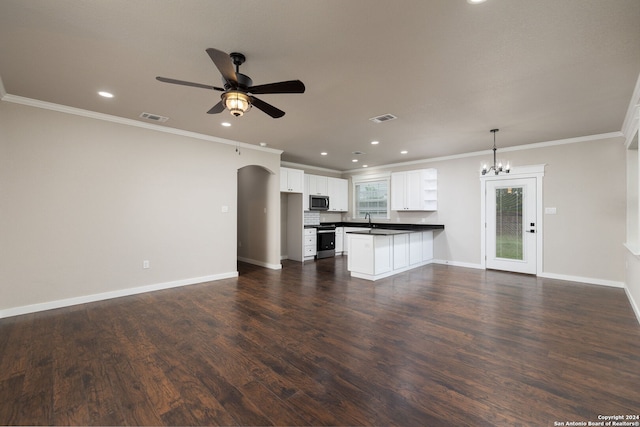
top-left (480, 164), bottom-right (545, 275)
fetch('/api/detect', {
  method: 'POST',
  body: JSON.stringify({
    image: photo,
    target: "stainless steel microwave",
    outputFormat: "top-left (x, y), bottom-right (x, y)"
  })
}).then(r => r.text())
top-left (309, 195), bottom-right (330, 211)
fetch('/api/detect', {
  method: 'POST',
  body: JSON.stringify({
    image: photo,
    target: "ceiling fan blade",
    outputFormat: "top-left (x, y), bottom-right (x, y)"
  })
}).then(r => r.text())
top-left (206, 48), bottom-right (238, 87)
top-left (207, 100), bottom-right (225, 114)
top-left (250, 96), bottom-right (285, 118)
top-left (248, 80), bottom-right (305, 94)
top-left (156, 76), bottom-right (224, 91)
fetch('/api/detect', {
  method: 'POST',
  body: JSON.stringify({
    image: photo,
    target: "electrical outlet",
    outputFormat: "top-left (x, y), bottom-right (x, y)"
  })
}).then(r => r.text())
top-left (143, 260), bottom-right (150, 269)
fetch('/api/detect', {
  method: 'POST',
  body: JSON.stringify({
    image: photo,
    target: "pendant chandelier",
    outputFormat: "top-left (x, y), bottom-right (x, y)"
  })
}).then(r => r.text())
top-left (481, 129), bottom-right (511, 175)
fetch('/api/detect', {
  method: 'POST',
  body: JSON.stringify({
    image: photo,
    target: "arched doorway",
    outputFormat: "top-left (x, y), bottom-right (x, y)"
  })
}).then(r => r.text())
top-left (237, 165), bottom-right (281, 270)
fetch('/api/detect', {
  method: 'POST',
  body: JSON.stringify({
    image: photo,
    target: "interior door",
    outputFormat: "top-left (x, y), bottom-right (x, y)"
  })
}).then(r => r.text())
top-left (486, 178), bottom-right (537, 274)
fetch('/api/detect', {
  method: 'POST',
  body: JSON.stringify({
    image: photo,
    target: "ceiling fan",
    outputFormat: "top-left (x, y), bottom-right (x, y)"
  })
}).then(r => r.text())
top-left (156, 48), bottom-right (305, 118)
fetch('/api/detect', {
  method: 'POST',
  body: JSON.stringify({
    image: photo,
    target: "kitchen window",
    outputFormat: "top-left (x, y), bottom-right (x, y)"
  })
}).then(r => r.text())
top-left (353, 173), bottom-right (390, 219)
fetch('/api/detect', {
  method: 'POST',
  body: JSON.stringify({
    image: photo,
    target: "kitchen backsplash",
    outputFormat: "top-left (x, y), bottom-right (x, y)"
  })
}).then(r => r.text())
top-left (304, 211), bottom-right (320, 226)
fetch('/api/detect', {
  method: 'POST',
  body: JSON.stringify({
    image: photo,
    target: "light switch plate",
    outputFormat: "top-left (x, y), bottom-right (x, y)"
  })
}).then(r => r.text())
top-left (545, 207), bottom-right (557, 215)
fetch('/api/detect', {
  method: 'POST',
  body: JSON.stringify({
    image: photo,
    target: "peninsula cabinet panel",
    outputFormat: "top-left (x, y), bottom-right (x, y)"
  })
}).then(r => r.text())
top-left (422, 231), bottom-right (434, 261)
top-left (347, 230), bottom-right (435, 281)
top-left (391, 168), bottom-right (437, 211)
top-left (343, 227), bottom-right (370, 254)
top-left (393, 233), bottom-right (409, 269)
top-left (409, 232), bottom-right (423, 265)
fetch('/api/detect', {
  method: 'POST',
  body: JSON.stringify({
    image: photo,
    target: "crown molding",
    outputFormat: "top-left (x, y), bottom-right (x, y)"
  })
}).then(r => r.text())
top-left (280, 161), bottom-right (342, 174)
top-left (342, 131), bottom-right (623, 174)
top-left (0, 93), bottom-right (283, 155)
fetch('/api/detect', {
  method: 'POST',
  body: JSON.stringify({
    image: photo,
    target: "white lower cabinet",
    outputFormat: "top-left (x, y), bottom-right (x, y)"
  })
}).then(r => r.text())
top-left (422, 231), bottom-right (434, 261)
top-left (304, 228), bottom-right (317, 260)
top-left (410, 232), bottom-right (423, 265)
top-left (348, 234), bottom-right (392, 276)
top-left (393, 234), bottom-right (409, 270)
top-left (347, 230), bottom-right (435, 281)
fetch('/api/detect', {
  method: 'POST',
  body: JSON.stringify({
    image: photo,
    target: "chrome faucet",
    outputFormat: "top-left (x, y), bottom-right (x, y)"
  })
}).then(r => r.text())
top-left (364, 212), bottom-right (372, 227)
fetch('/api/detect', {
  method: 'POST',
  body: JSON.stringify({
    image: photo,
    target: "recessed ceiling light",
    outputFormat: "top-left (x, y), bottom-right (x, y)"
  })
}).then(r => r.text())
top-left (370, 141), bottom-right (379, 145)
top-left (352, 159), bottom-right (358, 163)
top-left (221, 122), bottom-right (231, 127)
top-left (98, 91), bottom-right (114, 98)
top-left (401, 150), bottom-right (408, 154)
top-left (321, 152), bottom-right (328, 156)
top-left (467, 0), bottom-right (487, 4)
top-left (362, 165), bottom-right (368, 168)
top-left (259, 142), bottom-right (267, 147)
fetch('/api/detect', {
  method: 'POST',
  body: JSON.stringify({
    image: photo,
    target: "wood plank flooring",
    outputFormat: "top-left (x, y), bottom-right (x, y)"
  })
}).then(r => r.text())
top-left (1, 257), bottom-right (639, 426)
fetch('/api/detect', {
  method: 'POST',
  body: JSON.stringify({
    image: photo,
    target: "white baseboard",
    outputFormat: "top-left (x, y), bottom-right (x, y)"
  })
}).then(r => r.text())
top-left (624, 286), bottom-right (640, 326)
top-left (432, 259), bottom-right (484, 270)
top-left (0, 271), bottom-right (238, 319)
top-left (538, 272), bottom-right (624, 288)
top-left (432, 261), bottom-right (626, 289)
top-left (238, 257), bottom-right (282, 270)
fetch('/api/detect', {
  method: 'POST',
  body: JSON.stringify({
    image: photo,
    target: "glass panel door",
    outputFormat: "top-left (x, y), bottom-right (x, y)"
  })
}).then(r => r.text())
top-left (495, 187), bottom-right (523, 260)
top-left (486, 178), bottom-right (537, 275)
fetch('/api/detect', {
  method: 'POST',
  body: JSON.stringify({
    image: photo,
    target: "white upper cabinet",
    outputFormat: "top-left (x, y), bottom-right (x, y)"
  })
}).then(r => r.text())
top-left (280, 167), bottom-right (304, 193)
top-left (304, 174), bottom-right (348, 211)
top-left (391, 168), bottom-right (437, 211)
top-left (308, 174), bottom-right (328, 196)
top-left (327, 177), bottom-right (348, 212)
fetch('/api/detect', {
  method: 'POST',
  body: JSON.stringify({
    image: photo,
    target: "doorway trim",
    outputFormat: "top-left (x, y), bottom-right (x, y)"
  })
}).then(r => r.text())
top-left (480, 164), bottom-right (545, 275)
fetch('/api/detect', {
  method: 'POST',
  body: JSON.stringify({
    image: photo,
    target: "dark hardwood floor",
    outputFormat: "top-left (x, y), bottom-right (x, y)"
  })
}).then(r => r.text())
top-left (1, 257), bottom-right (639, 426)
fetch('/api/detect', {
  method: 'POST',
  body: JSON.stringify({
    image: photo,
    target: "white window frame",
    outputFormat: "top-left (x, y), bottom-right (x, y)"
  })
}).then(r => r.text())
top-left (352, 172), bottom-right (391, 220)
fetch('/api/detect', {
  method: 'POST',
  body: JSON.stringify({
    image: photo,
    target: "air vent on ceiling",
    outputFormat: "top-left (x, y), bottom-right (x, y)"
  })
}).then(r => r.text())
top-left (139, 112), bottom-right (169, 122)
top-left (369, 113), bottom-right (397, 124)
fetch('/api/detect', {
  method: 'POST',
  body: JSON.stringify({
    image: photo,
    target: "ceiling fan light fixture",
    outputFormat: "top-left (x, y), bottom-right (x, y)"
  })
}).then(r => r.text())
top-left (222, 91), bottom-right (251, 117)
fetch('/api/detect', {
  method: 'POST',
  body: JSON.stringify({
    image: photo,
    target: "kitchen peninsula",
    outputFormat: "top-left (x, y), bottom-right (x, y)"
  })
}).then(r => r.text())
top-left (346, 224), bottom-right (444, 281)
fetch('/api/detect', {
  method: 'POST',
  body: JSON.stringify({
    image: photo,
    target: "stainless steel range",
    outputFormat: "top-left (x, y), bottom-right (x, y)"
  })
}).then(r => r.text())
top-left (315, 224), bottom-right (336, 258)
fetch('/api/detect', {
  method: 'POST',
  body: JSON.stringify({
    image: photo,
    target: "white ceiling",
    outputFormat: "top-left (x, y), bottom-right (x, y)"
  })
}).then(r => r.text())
top-left (1, 0), bottom-right (639, 171)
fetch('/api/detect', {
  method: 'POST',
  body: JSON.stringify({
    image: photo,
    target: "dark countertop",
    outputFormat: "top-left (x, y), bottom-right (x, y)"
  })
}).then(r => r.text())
top-left (321, 222), bottom-right (444, 231)
top-left (346, 229), bottom-right (416, 236)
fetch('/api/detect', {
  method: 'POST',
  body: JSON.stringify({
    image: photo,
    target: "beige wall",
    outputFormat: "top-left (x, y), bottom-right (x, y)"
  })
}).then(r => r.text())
top-left (343, 136), bottom-right (626, 284)
top-left (0, 97), bottom-right (630, 315)
top-left (0, 101), bottom-right (281, 314)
